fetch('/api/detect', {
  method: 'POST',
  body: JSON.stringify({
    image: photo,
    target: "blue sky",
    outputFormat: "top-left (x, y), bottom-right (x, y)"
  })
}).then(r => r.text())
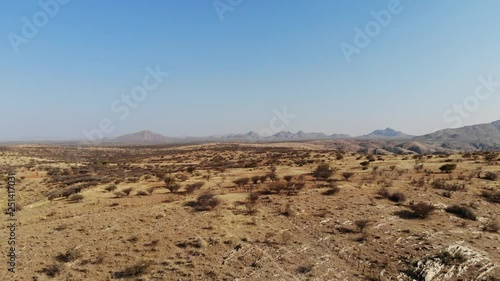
top-left (1, 0), bottom-right (500, 140)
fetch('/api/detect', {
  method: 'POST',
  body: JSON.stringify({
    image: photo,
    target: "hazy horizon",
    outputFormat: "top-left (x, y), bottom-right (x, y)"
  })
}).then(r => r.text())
top-left (2, 0), bottom-right (500, 140)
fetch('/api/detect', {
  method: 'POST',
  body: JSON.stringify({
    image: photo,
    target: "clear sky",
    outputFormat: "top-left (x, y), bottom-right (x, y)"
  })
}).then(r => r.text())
top-left (1, 0), bottom-right (500, 140)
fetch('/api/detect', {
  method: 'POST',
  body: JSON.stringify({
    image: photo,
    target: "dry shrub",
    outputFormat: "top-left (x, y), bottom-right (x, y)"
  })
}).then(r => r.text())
top-left (136, 190), bottom-right (149, 196)
top-left (377, 187), bottom-right (391, 198)
top-left (268, 182), bottom-right (287, 194)
top-left (146, 186), bottom-right (156, 195)
top-left (322, 186), bottom-right (340, 196)
top-left (439, 164), bottom-right (457, 173)
top-left (286, 182), bottom-right (305, 195)
top-left (313, 164), bottom-right (334, 180)
top-left (378, 188), bottom-right (406, 203)
top-left (56, 249), bottom-right (81, 263)
top-left (389, 192), bottom-right (406, 203)
top-left (409, 202), bottom-right (436, 219)
top-left (484, 171), bottom-right (498, 181)
top-left (297, 264), bottom-right (314, 274)
top-left (481, 190), bottom-right (500, 204)
top-left (251, 176), bottom-right (260, 184)
top-left (281, 203), bottom-right (295, 217)
top-left (122, 187), bottom-right (134, 196)
top-left (445, 204), bottom-right (477, 221)
top-left (105, 185), bottom-right (117, 192)
top-left (60, 186), bottom-right (82, 198)
top-left (247, 192), bottom-right (260, 203)
top-left (259, 175), bottom-right (269, 183)
top-left (40, 263), bottom-right (63, 277)
top-left (68, 194), bottom-right (84, 203)
top-left (483, 219), bottom-right (499, 233)
top-left (190, 191), bottom-right (221, 211)
top-left (114, 191), bottom-right (127, 198)
top-left (233, 177), bottom-right (250, 187)
top-left (281, 231), bottom-right (293, 245)
top-left (244, 192), bottom-right (260, 215)
top-left (112, 260), bottom-right (153, 279)
top-left (163, 175), bottom-right (175, 185)
top-left (266, 172), bottom-right (278, 182)
top-left (442, 190), bottom-right (453, 198)
top-left (165, 183), bottom-right (181, 193)
top-left (354, 219), bottom-right (370, 233)
top-left (436, 251), bottom-right (467, 266)
top-left (342, 172), bottom-right (355, 181)
top-left (432, 179), bottom-right (466, 192)
top-left (185, 182), bottom-right (205, 194)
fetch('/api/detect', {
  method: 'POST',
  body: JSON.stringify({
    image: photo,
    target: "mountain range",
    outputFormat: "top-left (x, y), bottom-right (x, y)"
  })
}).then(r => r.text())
top-left (105, 119), bottom-right (500, 152)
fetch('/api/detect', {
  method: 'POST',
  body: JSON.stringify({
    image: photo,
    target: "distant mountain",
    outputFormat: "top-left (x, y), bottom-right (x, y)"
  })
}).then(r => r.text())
top-left (225, 131), bottom-right (263, 140)
top-left (216, 131), bottom-right (351, 141)
top-left (414, 120), bottom-right (500, 150)
top-left (270, 131), bottom-right (348, 141)
top-left (111, 130), bottom-right (174, 143)
top-left (104, 120), bottom-right (500, 152)
top-left (359, 128), bottom-right (414, 140)
top-left (296, 131), bottom-right (351, 140)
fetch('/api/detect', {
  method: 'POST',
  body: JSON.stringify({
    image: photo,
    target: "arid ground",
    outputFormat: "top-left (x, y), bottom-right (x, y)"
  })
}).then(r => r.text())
top-left (1, 143), bottom-right (499, 280)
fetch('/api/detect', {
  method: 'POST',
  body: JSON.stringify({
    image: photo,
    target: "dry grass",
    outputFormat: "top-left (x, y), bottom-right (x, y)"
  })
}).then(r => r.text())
top-left (0, 144), bottom-right (498, 280)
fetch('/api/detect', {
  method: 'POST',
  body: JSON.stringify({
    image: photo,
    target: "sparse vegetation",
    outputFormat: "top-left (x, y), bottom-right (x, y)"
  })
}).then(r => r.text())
top-left (377, 187), bottom-right (391, 198)
top-left (436, 251), bottom-right (467, 266)
top-left (122, 187), bottom-right (134, 196)
top-left (389, 192), bottom-right (407, 203)
top-left (481, 190), bottom-right (500, 204)
top-left (408, 202), bottom-right (436, 219)
top-left (114, 191), bottom-right (127, 198)
top-left (281, 203), bottom-right (295, 217)
top-left (342, 171), bottom-right (355, 181)
top-left (322, 185), bottom-right (340, 196)
top-left (483, 219), bottom-right (499, 233)
top-left (378, 188), bottom-right (406, 203)
top-left (439, 164), bottom-right (457, 173)
top-left (112, 260), bottom-right (153, 279)
top-left (146, 186), bottom-right (156, 195)
top-left (165, 183), bottom-right (181, 193)
top-left (297, 264), bottom-right (313, 274)
top-left (136, 190), bottom-right (149, 196)
top-left (40, 263), bottom-right (63, 277)
top-left (233, 177), bottom-right (250, 187)
top-left (484, 171), bottom-right (498, 181)
top-left (313, 163), bottom-right (334, 180)
top-left (185, 181), bottom-right (205, 194)
top-left (445, 204), bottom-right (477, 221)
top-left (56, 248), bottom-right (81, 263)
top-left (354, 219), bottom-right (370, 233)
top-left (105, 184), bottom-right (118, 192)
top-left (68, 194), bottom-right (84, 202)
top-left (5, 144), bottom-right (500, 280)
top-left (188, 191), bottom-right (221, 211)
